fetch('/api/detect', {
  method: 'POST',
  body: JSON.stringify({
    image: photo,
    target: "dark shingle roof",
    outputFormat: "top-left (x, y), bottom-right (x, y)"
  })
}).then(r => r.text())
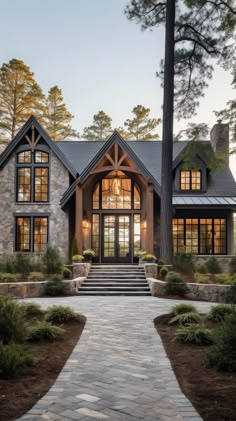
top-left (56, 139), bottom-right (236, 198)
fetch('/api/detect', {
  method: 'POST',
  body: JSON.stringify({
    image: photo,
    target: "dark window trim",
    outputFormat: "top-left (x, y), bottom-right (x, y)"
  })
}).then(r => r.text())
top-left (15, 215), bottom-right (49, 253)
top-left (15, 148), bottom-right (50, 204)
top-left (180, 169), bottom-right (202, 191)
top-left (173, 217), bottom-right (227, 255)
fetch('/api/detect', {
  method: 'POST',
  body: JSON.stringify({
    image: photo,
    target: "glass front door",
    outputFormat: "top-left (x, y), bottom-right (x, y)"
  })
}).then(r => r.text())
top-left (102, 215), bottom-right (131, 263)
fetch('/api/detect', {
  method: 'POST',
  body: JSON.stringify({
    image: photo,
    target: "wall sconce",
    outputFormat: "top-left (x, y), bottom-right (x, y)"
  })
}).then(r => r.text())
top-left (82, 219), bottom-right (89, 229)
top-left (142, 220), bottom-right (147, 230)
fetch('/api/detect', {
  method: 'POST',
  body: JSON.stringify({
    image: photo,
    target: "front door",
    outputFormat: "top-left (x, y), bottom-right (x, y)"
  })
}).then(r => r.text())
top-left (102, 215), bottom-right (131, 263)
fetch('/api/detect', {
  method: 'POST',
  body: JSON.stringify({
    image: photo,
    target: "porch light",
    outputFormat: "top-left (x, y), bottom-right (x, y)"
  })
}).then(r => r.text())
top-left (142, 220), bottom-right (147, 230)
top-left (82, 219), bottom-right (89, 229)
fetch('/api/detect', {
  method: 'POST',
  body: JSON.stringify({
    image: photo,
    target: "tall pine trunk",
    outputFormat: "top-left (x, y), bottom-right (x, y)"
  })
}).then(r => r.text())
top-left (160, 0), bottom-right (176, 264)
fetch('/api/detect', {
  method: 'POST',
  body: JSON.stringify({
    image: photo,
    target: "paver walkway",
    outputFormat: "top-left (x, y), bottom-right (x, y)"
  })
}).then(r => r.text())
top-left (18, 297), bottom-right (212, 421)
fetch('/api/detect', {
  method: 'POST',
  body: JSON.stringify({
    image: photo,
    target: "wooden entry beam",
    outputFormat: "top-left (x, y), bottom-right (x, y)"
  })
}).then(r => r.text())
top-left (75, 185), bottom-right (83, 253)
top-left (146, 183), bottom-right (154, 254)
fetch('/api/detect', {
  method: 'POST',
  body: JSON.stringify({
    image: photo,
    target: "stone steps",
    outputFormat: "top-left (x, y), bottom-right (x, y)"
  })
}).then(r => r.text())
top-left (77, 264), bottom-right (150, 296)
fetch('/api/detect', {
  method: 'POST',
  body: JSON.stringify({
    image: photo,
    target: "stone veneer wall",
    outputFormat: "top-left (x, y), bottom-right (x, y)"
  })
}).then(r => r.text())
top-left (147, 277), bottom-right (230, 303)
top-left (0, 277), bottom-right (85, 299)
top-left (193, 255), bottom-right (234, 273)
top-left (0, 151), bottom-right (70, 258)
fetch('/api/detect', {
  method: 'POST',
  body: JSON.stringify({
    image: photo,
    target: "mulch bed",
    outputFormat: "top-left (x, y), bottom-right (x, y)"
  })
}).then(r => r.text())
top-left (154, 314), bottom-right (236, 421)
top-left (0, 315), bottom-right (86, 421)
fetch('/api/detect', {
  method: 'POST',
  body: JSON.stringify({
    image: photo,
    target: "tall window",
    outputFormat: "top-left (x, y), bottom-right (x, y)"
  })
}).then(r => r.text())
top-left (134, 214), bottom-right (141, 256)
top-left (16, 150), bottom-right (49, 202)
top-left (180, 170), bottom-right (201, 191)
top-left (92, 214), bottom-right (100, 257)
top-left (16, 216), bottom-right (48, 253)
top-left (173, 218), bottom-right (226, 255)
top-left (92, 172), bottom-right (141, 210)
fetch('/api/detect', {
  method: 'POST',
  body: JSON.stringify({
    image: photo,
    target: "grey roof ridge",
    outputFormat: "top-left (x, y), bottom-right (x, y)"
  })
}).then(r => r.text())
top-left (0, 115), bottom-right (78, 178)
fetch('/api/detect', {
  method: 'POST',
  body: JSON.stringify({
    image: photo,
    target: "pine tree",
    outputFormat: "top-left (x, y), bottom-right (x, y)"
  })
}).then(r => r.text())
top-left (126, 0), bottom-right (236, 263)
top-left (83, 111), bottom-right (112, 140)
top-left (123, 105), bottom-right (160, 140)
top-left (0, 59), bottom-right (45, 140)
top-left (45, 85), bottom-right (79, 141)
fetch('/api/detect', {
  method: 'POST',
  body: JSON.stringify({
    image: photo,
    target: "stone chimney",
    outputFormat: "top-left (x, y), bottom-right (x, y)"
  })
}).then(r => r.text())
top-left (210, 123), bottom-right (229, 166)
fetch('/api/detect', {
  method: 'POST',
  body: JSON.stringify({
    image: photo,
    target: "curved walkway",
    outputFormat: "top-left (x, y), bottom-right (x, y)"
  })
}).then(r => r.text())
top-left (19, 297), bottom-right (212, 421)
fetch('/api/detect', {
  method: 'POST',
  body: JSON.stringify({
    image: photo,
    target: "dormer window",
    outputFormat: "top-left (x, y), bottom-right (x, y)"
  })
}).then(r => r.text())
top-left (180, 170), bottom-right (201, 191)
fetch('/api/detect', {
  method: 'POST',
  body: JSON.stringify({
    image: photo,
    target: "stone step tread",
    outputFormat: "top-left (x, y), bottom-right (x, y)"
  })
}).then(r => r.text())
top-left (84, 282), bottom-right (148, 286)
top-left (80, 286), bottom-right (150, 290)
top-left (77, 291), bottom-right (151, 296)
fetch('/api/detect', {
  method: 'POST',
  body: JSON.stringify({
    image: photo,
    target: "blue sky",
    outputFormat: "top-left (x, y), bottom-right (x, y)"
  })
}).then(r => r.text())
top-left (0, 0), bottom-right (235, 140)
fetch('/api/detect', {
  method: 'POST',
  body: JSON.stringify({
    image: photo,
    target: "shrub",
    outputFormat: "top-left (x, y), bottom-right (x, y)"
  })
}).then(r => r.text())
top-left (0, 343), bottom-right (33, 379)
top-left (175, 324), bottom-right (213, 345)
top-left (169, 312), bottom-right (202, 325)
top-left (158, 258), bottom-right (165, 266)
top-left (72, 254), bottom-right (84, 262)
top-left (207, 304), bottom-right (234, 322)
top-left (206, 256), bottom-right (221, 274)
top-left (0, 273), bottom-right (17, 282)
top-left (0, 255), bottom-right (16, 273)
top-left (225, 280), bottom-right (236, 304)
top-left (194, 273), bottom-right (210, 284)
top-left (27, 321), bottom-right (64, 341)
top-left (170, 303), bottom-right (198, 316)
top-left (173, 252), bottom-right (195, 274)
top-left (46, 305), bottom-right (77, 323)
top-left (44, 275), bottom-right (69, 296)
top-left (83, 249), bottom-right (96, 258)
top-left (196, 264), bottom-right (207, 274)
top-left (230, 256), bottom-right (236, 275)
top-left (28, 272), bottom-right (44, 282)
top-left (15, 253), bottom-right (32, 275)
top-left (160, 266), bottom-right (168, 279)
top-left (205, 307), bottom-right (236, 371)
top-left (20, 302), bottom-right (44, 317)
top-left (63, 267), bottom-right (72, 279)
top-left (214, 274), bottom-right (232, 284)
top-left (0, 296), bottom-right (27, 344)
top-left (71, 237), bottom-right (79, 257)
top-left (142, 254), bottom-right (157, 261)
top-left (42, 245), bottom-right (63, 274)
top-left (163, 271), bottom-right (189, 297)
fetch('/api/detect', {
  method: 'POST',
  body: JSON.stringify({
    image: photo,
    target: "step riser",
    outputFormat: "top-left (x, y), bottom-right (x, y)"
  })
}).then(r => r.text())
top-left (77, 264), bottom-right (150, 296)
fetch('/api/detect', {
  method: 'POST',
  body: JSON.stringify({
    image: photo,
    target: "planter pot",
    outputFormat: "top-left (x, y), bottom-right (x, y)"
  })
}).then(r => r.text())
top-left (142, 260), bottom-right (156, 264)
top-left (84, 256), bottom-right (93, 263)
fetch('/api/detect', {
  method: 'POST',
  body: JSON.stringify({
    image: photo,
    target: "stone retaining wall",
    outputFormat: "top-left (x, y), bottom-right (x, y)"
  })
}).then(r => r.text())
top-left (193, 255), bottom-right (234, 273)
top-left (147, 277), bottom-right (230, 303)
top-left (0, 277), bottom-right (85, 299)
top-left (73, 263), bottom-right (91, 278)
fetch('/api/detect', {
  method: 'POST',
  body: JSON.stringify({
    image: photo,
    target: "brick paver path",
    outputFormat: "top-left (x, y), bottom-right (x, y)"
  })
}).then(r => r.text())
top-left (19, 297), bottom-right (212, 421)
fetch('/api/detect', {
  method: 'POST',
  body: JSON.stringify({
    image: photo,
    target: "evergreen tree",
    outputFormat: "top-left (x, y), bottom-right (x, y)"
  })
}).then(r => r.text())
top-left (83, 111), bottom-right (112, 140)
top-left (0, 59), bottom-right (45, 140)
top-left (126, 0), bottom-right (236, 263)
top-left (123, 105), bottom-right (160, 140)
top-left (45, 85), bottom-right (79, 141)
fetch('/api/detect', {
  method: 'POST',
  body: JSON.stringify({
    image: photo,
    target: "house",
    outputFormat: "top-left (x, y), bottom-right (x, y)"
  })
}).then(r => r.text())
top-left (0, 116), bottom-right (235, 263)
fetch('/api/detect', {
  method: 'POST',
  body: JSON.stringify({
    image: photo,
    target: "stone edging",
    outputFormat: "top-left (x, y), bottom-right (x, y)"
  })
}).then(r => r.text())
top-left (0, 277), bottom-right (85, 299)
top-left (147, 277), bottom-right (230, 302)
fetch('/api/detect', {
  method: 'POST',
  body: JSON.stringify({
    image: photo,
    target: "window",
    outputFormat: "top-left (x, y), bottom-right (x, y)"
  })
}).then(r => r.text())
top-left (92, 174), bottom-right (141, 210)
top-left (16, 150), bottom-right (49, 202)
top-left (180, 170), bottom-right (201, 191)
top-left (16, 216), bottom-right (48, 253)
top-left (173, 218), bottom-right (226, 255)
top-left (134, 214), bottom-right (141, 256)
top-left (92, 214), bottom-right (100, 257)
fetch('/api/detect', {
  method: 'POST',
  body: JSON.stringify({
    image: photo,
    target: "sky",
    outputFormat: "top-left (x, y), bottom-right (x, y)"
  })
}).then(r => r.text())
top-left (1, 0), bottom-right (236, 174)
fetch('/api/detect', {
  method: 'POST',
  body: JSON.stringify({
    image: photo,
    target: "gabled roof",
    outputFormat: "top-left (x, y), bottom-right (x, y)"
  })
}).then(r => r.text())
top-left (0, 116), bottom-right (78, 178)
